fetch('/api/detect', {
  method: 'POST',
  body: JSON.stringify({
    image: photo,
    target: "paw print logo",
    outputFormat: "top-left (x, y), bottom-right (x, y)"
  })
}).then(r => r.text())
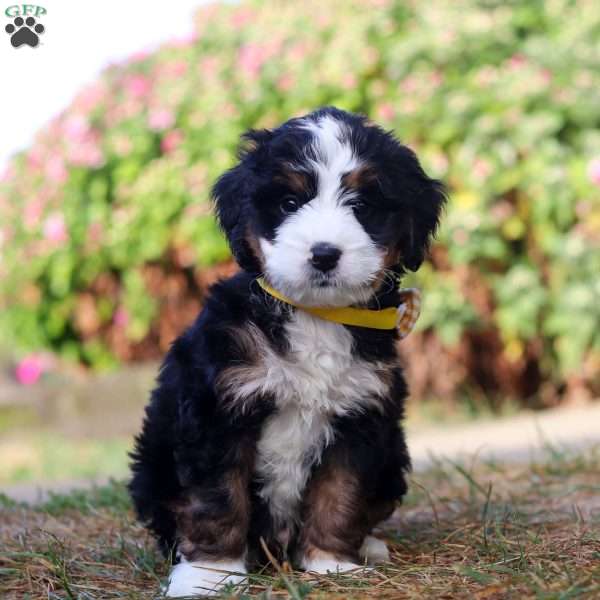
top-left (5, 16), bottom-right (45, 48)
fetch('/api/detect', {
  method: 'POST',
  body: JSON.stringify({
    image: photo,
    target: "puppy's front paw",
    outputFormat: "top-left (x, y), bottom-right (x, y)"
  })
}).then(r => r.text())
top-left (302, 550), bottom-right (361, 574)
top-left (166, 558), bottom-right (246, 597)
top-left (359, 535), bottom-right (390, 564)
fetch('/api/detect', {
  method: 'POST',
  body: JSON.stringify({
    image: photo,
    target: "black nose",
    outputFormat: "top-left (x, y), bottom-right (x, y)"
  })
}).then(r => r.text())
top-left (310, 243), bottom-right (342, 272)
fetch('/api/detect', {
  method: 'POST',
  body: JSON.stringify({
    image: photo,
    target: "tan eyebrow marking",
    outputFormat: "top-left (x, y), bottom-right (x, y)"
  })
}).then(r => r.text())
top-left (274, 167), bottom-right (310, 193)
top-left (341, 164), bottom-right (378, 190)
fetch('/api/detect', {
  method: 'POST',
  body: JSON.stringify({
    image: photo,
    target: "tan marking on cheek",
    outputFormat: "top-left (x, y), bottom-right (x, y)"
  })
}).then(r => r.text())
top-left (245, 228), bottom-right (265, 270)
top-left (384, 247), bottom-right (401, 268)
top-left (368, 247), bottom-right (400, 292)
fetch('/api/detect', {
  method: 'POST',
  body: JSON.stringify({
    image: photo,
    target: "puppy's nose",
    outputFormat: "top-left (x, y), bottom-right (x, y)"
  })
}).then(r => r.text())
top-left (310, 243), bottom-right (342, 272)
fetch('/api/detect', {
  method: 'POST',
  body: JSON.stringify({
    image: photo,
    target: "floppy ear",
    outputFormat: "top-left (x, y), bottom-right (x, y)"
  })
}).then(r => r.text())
top-left (211, 129), bottom-right (272, 273)
top-left (401, 175), bottom-right (447, 272)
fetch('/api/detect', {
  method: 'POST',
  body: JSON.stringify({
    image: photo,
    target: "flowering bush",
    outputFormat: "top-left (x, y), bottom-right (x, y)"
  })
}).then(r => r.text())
top-left (1, 0), bottom-right (599, 402)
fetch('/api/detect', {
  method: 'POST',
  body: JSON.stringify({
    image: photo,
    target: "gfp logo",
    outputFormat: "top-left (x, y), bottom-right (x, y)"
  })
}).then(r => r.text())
top-left (4, 4), bottom-right (46, 47)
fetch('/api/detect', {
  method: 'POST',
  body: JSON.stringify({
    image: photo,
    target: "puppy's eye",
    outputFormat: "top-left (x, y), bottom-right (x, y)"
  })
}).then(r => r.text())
top-left (352, 200), bottom-right (374, 217)
top-left (281, 195), bottom-right (299, 214)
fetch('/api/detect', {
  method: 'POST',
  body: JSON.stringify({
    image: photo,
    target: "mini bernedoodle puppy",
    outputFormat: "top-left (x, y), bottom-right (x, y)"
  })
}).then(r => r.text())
top-left (129, 107), bottom-right (446, 596)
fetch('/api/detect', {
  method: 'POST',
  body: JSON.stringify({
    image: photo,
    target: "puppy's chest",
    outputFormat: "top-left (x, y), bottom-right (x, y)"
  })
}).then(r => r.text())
top-left (269, 313), bottom-right (384, 409)
top-left (254, 312), bottom-right (388, 524)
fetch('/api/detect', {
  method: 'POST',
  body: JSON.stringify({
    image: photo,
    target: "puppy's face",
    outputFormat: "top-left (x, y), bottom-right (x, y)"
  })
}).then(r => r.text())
top-left (213, 107), bottom-right (445, 307)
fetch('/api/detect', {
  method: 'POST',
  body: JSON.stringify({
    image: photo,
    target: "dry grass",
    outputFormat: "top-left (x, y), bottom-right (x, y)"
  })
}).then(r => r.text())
top-left (1, 445), bottom-right (599, 599)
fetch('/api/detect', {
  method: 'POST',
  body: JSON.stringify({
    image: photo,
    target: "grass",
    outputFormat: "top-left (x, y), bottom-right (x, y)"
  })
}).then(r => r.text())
top-left (0, 395), bottom-right (519, 486)
top-left (1, 445), bottom-right (599, 599)
top-left (404, 396), bottom-right (522, 430)
top-left (0, 432), bottom-right (132, 484)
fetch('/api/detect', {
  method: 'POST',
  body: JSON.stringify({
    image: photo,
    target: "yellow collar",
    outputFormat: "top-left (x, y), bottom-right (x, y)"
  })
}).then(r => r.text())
top-left (256, 277), bottom-right (420, 337)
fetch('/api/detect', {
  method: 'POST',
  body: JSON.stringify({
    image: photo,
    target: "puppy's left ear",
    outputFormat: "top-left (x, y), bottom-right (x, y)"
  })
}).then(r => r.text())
top-left (402, 175), bottom-right (447, 272)
top-left (211, 129), bottom-right (272, 273)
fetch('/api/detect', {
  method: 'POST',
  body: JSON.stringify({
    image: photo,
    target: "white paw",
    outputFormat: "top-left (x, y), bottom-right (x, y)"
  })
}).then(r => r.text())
top-left (166, 558), bottom-right (246, 597)
top-left (359, 535), bottom-right (390, 564)
top-left (302, 552), bottom-right (361, 574)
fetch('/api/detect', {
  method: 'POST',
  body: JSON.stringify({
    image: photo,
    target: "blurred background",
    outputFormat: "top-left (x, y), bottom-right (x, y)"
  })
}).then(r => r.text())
top-left (1, 0), bottom-right (599, 491)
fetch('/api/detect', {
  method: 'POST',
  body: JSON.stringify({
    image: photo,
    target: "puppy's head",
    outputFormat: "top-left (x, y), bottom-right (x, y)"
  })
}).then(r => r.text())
top-left (212, 107), bottom-right (446, 307)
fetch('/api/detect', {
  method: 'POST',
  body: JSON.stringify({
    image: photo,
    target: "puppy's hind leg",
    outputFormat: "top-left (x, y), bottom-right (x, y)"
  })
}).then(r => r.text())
top-left (359, 535), bottom-right (390, 565)
top-left (297, 463), bottom-right (368, 574)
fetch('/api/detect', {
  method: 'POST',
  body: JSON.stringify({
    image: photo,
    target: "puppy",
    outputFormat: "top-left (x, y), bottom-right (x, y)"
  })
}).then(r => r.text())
top-left (129, 107), bottom-right (445, 597)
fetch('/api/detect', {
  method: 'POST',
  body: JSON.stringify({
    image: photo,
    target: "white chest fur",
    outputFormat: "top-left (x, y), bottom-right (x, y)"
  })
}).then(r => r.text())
top-left (254, 311), bottom-right (388, 526)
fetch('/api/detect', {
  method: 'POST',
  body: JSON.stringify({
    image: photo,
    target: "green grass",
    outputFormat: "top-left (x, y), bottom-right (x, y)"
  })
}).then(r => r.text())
top-left (0, 432), bottom-right (132, 484)
top-left (1, 446), bottom-right (599, 599)
top-left (404, 395), bottom-right (522, 430)
top-left (0, 395), bottom-right (521, 486)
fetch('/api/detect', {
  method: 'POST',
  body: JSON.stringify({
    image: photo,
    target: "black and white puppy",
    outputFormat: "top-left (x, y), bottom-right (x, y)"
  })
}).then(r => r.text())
top-left (129, 107), bottom-right (445, 597)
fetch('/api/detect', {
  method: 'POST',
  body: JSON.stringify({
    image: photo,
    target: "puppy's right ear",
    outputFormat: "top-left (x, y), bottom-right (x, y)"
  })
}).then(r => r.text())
top-left (211, 129), bottom-right (272, 273)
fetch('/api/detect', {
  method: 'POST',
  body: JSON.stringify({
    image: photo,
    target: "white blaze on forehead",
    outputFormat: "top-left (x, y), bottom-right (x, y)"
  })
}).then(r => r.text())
top-left (300, 115), bottom-right (360, 205)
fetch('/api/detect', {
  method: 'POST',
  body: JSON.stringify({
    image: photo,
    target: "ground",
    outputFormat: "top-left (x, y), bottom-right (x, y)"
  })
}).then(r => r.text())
top-left (2, 444), bottom-right (599, 599)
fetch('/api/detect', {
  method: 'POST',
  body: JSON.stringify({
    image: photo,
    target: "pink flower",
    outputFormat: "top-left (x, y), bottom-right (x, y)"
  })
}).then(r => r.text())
top-left (15, 354), bottom-right (44, 385)
top-left (276, 74), bottom-right (295, 92)
top-left (231, 6), bottom-right (255, 29)
top-left (0, 163), bottom-right (16, 182)
top-left (490, 201), bottom-right (513, 222)
top-left (106, 98), bottom-right (139, 125)
top-left (45, 156), bottom-right (68, 183)
top-left (75, 82), bottom-right (106, 112)
top-left (88, 221), bottom-right (103, 243)
top-left (43, 213), bottom-right (68, 244)
top-left (167, 59), bottom-right (188, 77)
top-left (161, 129), bottom-right (183, 154)
top-left (540, 68), bottom-right (552, 84)
top-left (63, 115), bottom-right (90, 142)
top-left (24, 198), bottom-right (44, 229)
top-left (430, 70), bottom-right (444, 87)
top-left (66, 139), bottom-right (104, 167)
top-left (429, 152), bottom-right (449, 175)
top-left (341, 73), bottom-right (357, 90)
top-left (238, 43), bottom-right (269, 77)
top-left (401, 76), bottom-right (418, 93)
top-left (168, 33), bottom-right (197, 49)
top-left (587, 158), bottom-right (600, 186)
top-left (148, 108), bottom-right (175, 131)
top-left (508, 54), bottom-right (527, 70)
top-left (113, 307), bottom-right (129, 328)
top-left (125, 74), bottom-right (151, 99)
top-left (473, 158), bottom-right (492, 179)
top-left (27, 146), bottom-right (44, 170)
top-left (289, 42), bottom-right (310, 63)
top-left (378, 103), bottom-right (395, 121)
top-left (130, 49), bottom-right (150, 63)
top-left (200, 56), bottom-right (220, 78)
